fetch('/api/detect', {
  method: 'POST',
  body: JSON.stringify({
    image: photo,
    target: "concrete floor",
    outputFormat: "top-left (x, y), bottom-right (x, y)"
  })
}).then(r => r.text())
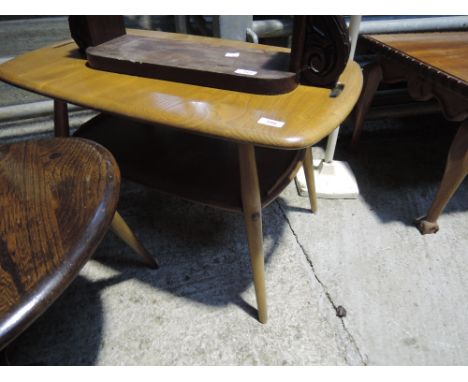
top-left (1, 114), bottom-right (467, 365)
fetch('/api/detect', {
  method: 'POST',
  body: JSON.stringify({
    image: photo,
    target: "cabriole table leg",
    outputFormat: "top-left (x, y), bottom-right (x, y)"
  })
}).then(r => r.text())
top-left (417, 120), bottom-right (468, 234)
top-left (351, 61), bottom-right (383, 149)
top-left (238, 143), bottom-right (267, 324)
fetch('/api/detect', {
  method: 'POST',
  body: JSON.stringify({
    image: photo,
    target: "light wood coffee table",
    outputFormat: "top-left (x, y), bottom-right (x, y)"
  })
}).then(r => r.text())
top-left (0, 29), bottom-right (362, 323)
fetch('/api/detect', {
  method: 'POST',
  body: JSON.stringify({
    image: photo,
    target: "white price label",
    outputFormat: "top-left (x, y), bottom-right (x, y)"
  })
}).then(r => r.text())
top-left (234, 68), bottom-right (258, 76)
top-left (225, 52), bottom-right (240, 57)
top-left (257, 117), bottom-right (285, 128)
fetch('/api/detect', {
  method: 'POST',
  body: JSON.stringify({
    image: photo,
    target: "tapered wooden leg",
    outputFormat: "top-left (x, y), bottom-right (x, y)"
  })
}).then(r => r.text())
top-left (54, 99), bottom-right (70, 137)
top-left (417, 120), bottom-right (468, 234)
top-left (303, 147), bottom-right (317, 213)
top-left (53, 100), bottom-right (156, 265)
top-left (238, 143), bottom-right (267, 324)
top-left (111, 211), bottom-right (160, 268)
top-left (351, 62), bottom-right (383, 149)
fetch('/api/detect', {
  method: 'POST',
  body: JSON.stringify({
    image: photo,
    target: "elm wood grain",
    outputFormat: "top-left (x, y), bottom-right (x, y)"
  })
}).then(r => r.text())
top-left (0, 138), bottom-right (120, 350)
top-left (0, 29), bottom-right (363, 150)
top-left (73, 113), bottom-right (306, 212)
top-left (87, 34), bottom-right (296, 95)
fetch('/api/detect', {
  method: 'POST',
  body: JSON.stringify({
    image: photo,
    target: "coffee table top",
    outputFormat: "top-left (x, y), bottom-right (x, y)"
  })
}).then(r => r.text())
top-left (364, 32), bottom-right (468, 93)
top-left (0, 29), bottom-right (362, 150)
top-left (0, 138), bottom-right (120, 350)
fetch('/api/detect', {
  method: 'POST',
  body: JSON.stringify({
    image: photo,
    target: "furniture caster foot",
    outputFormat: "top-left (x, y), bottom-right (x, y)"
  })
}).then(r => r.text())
top-left (416, 218), bottom-right (439, 235)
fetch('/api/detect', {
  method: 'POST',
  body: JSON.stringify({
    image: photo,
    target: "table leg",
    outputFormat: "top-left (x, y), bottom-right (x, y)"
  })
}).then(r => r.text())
top-left (238, 143), bottom-right (267, 324)
top-left (53, 99), bottom-right (70, 137)
top-left (351, 61), bottom-right (383, 149)
top-left (417, 120), bottom-right (468, 234)
top-left (303, 146), bottom-right (317, 213)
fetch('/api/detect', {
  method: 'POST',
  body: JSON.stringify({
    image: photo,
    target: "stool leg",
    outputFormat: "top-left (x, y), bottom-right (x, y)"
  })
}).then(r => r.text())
top-left (53, 100), bottom-right (156, 265)
top-left (238, 143), bottom-right (267, 324)
top-left (303, 147), bottom-right (317, 213)
top-left (417, 120), bottom-right (468, 234)
top-left (351, 62), bottom-right (383, 149)
top-left (111, 211), bottom-right (160, 268)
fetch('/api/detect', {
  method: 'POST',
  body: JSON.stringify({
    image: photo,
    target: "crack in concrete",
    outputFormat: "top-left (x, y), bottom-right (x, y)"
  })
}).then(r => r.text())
top-left (275, 201), bottom-right (368, 365)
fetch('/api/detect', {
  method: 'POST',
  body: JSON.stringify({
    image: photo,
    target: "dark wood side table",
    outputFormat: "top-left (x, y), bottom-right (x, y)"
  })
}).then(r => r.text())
top-left (351, 32), bottom-right (468, 234)
top-left (0, 29), bottom-right (363, 323)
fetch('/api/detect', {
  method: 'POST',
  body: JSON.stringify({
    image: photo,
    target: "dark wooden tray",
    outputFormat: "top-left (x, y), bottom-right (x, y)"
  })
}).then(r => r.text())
top-left (74, 114), bottom-right (305, 211)
top-left (86, 34), bottom-right (297, 95)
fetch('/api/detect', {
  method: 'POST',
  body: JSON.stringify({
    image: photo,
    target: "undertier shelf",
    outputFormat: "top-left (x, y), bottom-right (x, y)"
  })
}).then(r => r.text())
top-left (74, 114), bottom-right (305, 211)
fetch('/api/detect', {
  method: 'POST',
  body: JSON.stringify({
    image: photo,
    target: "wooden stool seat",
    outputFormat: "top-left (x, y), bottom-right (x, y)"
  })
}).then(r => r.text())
top-left (0, 138), bottom-right (120, 349)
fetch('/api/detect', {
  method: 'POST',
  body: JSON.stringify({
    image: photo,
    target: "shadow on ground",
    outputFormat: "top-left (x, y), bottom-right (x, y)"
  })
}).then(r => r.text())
top-left (5, 182), bottom-right (288, 365)
top-left (336, 115), bottom-right (467, 226)
top-left (98, 183), bottom-right (286, 311)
